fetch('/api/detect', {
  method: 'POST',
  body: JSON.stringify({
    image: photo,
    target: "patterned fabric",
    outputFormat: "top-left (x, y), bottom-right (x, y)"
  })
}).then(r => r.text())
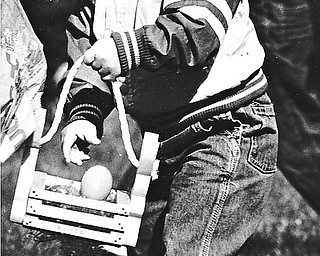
top-left (0, 0), bottom-right (47, 162)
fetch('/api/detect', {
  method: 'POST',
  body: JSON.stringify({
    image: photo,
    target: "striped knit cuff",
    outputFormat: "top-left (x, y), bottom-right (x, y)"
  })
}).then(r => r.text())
top-left (111, 28), bottom-right (154, 74)
top-left (66, 87), bottom-right (114, 138)
top-left (112, 32), bottom-right (129, 75)
top-left (67, 103), bottom-right (104, 137)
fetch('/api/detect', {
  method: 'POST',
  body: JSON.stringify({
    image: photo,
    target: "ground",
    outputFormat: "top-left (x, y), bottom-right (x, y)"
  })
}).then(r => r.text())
top-left (2, 110), bottom-right (320, 255)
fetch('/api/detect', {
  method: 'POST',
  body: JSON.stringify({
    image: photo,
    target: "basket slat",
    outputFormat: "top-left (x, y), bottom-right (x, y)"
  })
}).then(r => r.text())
top-left (29, 188), bottom-right (129, 216)
top-left (23, 215), bottom-right (124, 244)
top-left (26, 198), bottom-right (126, 231)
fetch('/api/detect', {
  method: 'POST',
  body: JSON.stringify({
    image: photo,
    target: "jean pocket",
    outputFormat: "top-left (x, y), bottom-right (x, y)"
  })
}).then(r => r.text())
top-left (247, 103), bottom-right (278, 174)
top-left (248, 132), bottom-right (278, 174)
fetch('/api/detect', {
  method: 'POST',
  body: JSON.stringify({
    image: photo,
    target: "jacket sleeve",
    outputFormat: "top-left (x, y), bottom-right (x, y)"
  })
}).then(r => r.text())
top-left (65, 83), bottom-right (114, 138)
top-left (111, 0), bottom-right (241, 75)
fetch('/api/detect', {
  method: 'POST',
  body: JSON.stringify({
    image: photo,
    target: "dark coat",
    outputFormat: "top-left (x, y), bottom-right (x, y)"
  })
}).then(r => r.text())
top-left (250, 0), bottom-right (320, 213)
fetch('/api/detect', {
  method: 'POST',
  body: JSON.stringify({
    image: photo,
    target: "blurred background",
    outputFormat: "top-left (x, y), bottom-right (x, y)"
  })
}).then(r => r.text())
top-left (2, 0), bottom-right (320, 255)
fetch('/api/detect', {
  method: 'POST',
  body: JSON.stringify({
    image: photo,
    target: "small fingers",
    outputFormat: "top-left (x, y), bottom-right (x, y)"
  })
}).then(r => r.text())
top-left (98, 66), bottom-right (112, 78)
top-left (69, 146), bottom-right (91, 166)
top-left (62, 134), bottom-right (76, 164)
top-left (102, 74), bottom-right (117, 81)
top-left (91, 60), bottom-right (102, 71)
top-left (83, 49), bottom-right (96, 65)
top-left (83, 131), bottom-right (101, 145)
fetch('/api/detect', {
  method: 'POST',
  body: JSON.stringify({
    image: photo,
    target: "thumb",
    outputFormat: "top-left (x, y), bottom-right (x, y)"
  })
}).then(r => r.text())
top-left (91, 137), bottom-right (101, 145)
top-left (83, 48), bottom-right (95, 65)
top-left (84, 133), bottom-right (101, 145)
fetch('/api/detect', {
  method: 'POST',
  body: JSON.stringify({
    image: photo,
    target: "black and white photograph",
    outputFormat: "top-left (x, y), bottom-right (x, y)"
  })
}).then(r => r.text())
top-left (1, 0), bottom-right (320, 255)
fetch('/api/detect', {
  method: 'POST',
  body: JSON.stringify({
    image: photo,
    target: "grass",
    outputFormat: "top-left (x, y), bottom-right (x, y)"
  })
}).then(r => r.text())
top-left (239, 171), bottom-right (320, 256)
top-left (2, 112), bottom-right (320, 255)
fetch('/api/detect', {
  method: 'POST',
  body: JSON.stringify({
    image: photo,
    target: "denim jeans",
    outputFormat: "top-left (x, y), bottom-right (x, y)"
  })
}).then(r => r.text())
top-left (128, 92), bottom-right (278, 256)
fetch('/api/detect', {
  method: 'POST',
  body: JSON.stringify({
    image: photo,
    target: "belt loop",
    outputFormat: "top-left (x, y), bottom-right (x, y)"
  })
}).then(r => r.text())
top-left (191, 121), bottom-right (213, 133)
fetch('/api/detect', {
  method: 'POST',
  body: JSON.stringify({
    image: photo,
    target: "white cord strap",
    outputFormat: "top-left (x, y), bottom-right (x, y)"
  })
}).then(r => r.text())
top-left (39, 56), bottom-right (84, 145)
top-left (113, 79), bottom-right (139, 168)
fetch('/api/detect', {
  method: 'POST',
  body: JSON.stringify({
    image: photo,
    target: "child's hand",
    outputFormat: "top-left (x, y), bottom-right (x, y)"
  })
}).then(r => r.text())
top-left (61, 120), bottom-right (101, 165)
top-left (84, 38), bottom-right (121, 81)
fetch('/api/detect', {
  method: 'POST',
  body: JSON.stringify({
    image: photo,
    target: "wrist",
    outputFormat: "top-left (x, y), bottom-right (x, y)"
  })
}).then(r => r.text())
top-left (66, 87), bottom-right (114, 138)
top-left (111, 28), bottom-right (154, 75)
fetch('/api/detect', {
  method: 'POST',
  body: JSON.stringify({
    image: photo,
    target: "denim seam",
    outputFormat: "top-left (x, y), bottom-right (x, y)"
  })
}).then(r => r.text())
top-left (248, 136), bottom-right (277, 174)
top-left (199, 134), bottom-right (241, 256)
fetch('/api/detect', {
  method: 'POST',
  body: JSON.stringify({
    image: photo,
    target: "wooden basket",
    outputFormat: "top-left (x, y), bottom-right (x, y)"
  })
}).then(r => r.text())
top-left (10, 108), bottom-right (160, 256)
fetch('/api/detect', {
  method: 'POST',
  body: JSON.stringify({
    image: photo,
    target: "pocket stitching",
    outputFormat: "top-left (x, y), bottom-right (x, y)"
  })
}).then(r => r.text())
top-left (248, 136), bottom-right (277, 174)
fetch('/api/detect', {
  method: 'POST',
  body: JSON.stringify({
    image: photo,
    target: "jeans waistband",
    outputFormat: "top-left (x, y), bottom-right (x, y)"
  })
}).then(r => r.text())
top-left (158, 116), bottom-right (239, 159)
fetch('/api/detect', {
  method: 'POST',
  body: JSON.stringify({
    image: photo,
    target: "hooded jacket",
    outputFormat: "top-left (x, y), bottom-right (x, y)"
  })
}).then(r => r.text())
top-left (66, 0), bottom-right (268, 134)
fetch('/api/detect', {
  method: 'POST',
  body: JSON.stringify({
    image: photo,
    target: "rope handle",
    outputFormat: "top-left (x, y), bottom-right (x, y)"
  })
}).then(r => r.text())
top-left (113, 80), bottom-right (139, 168)
top-left (39, 56), bottom-right (139, 168)
top-left (39, 56), bottom-right (84, 145)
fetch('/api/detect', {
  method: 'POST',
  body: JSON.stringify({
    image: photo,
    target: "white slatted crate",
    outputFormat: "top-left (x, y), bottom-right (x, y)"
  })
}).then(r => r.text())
top-left (10, 125), bottom-right (160, 256)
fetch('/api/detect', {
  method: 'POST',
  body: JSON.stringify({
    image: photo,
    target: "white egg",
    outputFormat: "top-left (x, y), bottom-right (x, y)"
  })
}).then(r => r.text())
top-left (80, 165), bottom-right (113, 200)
